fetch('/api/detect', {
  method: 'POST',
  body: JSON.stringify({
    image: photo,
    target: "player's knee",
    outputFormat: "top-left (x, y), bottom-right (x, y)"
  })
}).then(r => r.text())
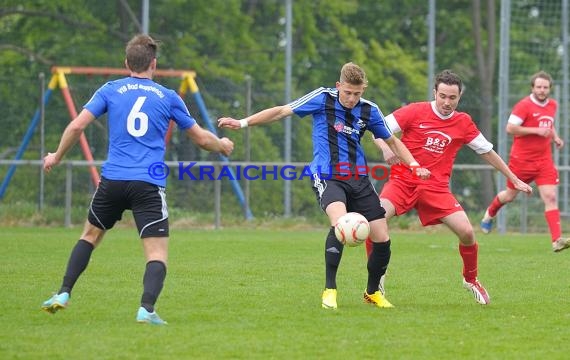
top-left (500, 189), bottom-right (519, 203)
top-left (457, 226), bottom-right (475, 245)
top-left (80, 223), bottom-right (105, 245)
top-left (501, 197), bottom-right (512, 204)
top-left (541, 193), bottom-right (557, 206)
top-left (501, 194), bottom-right (516, 203)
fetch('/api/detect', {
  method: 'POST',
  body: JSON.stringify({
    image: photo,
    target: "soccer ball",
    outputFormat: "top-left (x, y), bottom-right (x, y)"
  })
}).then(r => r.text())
top-left (334, 212), bottom-right (370, 247)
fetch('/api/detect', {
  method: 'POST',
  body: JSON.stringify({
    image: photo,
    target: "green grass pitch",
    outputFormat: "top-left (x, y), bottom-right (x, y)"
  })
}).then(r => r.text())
top-left (1, 226), bottom-right (569, 359)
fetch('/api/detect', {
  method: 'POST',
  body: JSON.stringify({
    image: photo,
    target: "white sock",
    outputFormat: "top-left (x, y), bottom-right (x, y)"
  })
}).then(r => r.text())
top-left (482, 209), bottom-right (493, 221)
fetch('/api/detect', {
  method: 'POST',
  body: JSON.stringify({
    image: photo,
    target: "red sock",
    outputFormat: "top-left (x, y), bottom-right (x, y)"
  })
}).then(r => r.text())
top-left (365, 237), bottom-right (373, 258)
top-left (459, 242), bottom-right (478, 283)
top-left (487, 196), bottom-right (504, 217)
top-left (544, 209), bottom-right (561, 242)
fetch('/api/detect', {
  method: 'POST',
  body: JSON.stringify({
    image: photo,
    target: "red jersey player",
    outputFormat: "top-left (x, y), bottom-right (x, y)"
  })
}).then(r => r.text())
top-left (480, 71), bottom-right (569, 252)
top-left (368, 70), bottom-right (532, 305)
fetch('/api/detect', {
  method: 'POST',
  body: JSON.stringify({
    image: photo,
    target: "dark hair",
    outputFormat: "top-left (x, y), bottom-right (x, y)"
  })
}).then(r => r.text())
top-left (530, 71), bottom-right (553, 87)
top-left (434, 69), bottom-right (463, 94)
top-left (125, 34), bottom-right (159, 73)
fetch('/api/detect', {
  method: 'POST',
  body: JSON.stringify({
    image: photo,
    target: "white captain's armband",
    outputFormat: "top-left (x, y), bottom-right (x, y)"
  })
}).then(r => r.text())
top-left (467, 133), bottom-right (493, 154)
top-left (507, 114), bottom-right (523, 126)
top-left (384, 113), bottom-right (401, 133)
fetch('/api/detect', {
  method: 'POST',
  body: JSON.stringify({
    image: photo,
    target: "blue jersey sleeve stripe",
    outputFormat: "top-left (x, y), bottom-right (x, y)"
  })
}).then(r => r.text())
top-left (289, 87), bottom-right (335, 110)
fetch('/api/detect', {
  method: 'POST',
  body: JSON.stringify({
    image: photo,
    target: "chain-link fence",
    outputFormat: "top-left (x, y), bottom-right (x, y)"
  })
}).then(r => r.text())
top-left (1, 1), bottom-right (568, 236)
top-left (2, 159), bottom-right (569, 236)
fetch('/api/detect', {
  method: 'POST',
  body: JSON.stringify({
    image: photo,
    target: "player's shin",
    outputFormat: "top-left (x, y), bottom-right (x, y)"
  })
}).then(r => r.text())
top-left (366, 240), bottom-right (391, 294)
top-left (60, 239), bottom-right (94, 295)
top-left (325, 227), bottom-right (343, 289)
top-left (459, 242), bottom-right (478, 282)
top-left (141, 260), bottom-right (167, 313)
top-left (544, 209), bottom-right (562, 241)
top-left (487, 196), bottom-right (504, 218)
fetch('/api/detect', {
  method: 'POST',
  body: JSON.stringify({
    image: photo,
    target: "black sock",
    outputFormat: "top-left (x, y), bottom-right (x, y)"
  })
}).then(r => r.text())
top-left (141, 260), bottom-right (167, 313)
top-left (59, 239), bottom-right (94, 295)
top-left (367, 240), bottom-right (391, 294)
top-left (325, 227), bottom-right (343, 289)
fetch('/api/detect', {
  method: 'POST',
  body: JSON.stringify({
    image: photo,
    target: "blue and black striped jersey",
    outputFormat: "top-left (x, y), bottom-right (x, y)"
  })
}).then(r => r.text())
top-left (289, 87), bottom-right (392, 176)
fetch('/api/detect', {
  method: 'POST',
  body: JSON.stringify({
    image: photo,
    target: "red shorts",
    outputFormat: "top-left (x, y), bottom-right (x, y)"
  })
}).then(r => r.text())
top-left (506, 157), bottom-right (559, 189)
top-left (380, 179), bottom-right (463, 226)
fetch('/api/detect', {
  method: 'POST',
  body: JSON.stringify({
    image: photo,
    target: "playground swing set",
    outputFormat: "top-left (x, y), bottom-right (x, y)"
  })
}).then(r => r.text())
top-left (0, 66), bottom-right (253, 220)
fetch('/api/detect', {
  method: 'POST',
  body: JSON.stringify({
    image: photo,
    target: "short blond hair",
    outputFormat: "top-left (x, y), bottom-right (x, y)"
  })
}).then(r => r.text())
top-left (339, 62), bottom-right (368, 86)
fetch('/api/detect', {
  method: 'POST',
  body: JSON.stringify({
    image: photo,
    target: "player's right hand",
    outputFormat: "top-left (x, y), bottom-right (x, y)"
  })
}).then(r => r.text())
top-left (536, 128), bottom-right (552, 138)
top-left (219, 137), bottom-right (234, 156)
top-left (413, 166), bottom-right (431, 180)
top-left (513, 179), bottom-right (533, 195)
top-left (43, 152), bottom-right (60, 173)
top-left (217, 117), bottom-right (241, 130)
top-left (382, 149), bottom-right (400, 165)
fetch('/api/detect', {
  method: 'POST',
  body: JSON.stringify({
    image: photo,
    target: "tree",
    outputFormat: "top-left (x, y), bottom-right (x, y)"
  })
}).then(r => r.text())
top-left (471, 0), bottom-right (498, 206)
top-left (0, 0), bottom-right (501, 219)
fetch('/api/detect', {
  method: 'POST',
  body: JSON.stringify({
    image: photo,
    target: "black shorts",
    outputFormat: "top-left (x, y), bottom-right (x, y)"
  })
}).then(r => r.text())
top-left (310, 174), bottom-right (386, 222)
top-left (88, 177), bottom-right (169, 238)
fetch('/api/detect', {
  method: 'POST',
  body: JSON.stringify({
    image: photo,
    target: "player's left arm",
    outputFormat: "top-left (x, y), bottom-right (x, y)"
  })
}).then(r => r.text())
top-left (479, 150), bottom-right (532, 195)
top-left (467, 132), bottom-right (532, 194)
top-left (218, 105), bottom-right (294, 130)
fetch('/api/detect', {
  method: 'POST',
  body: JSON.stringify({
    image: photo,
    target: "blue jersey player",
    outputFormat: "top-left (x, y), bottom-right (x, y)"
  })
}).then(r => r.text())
top-left (218, 62), bottom-right (429, 310)
top-left (41, 34), bottom-right (234, 324)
